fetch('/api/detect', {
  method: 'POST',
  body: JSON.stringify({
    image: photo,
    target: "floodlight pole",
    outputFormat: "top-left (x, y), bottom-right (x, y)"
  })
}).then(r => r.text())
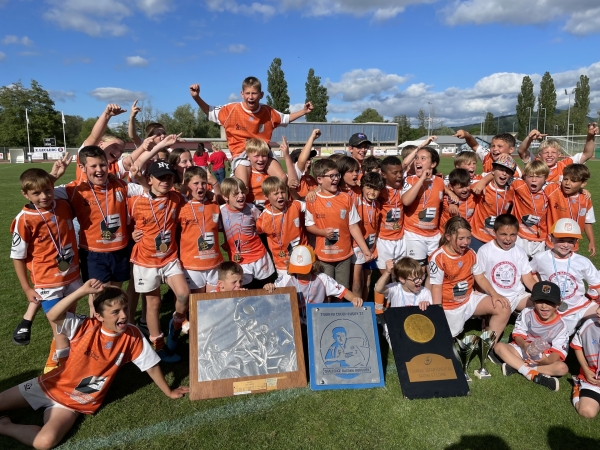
top-left (566, 89), bottom-right (573, 153)
top-left (25, 108), bottom-right (31, 158)
top-left (61, 111), bottom-right (67, 149)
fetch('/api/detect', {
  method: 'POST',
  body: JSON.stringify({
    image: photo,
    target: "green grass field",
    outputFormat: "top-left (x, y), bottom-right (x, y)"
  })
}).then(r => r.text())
top-left (1, 158), bottom-right (600, 450)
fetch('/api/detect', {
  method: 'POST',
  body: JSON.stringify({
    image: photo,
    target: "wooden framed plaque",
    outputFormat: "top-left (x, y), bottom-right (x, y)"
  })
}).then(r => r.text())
top-left (189, 288), bottom-right (307, 400)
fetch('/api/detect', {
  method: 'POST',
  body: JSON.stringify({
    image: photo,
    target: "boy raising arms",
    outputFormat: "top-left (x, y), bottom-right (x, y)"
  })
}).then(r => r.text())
top-left (0, 280), bottom-right (188, 449)
top-left (189, 78), bottom-right (313, 187)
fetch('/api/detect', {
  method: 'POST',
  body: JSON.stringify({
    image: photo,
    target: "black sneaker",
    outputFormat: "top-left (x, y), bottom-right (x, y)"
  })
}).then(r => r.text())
top-left (488, 350), bottom-right (502, 365)
top-left (137, 319), bottom-right (150, 338)
top-left (501, 363), bottom-right (518, 377)
top-left (533, 374), bottom-right (559, 391)
top-left (12, 321), bottom-right (32, 346)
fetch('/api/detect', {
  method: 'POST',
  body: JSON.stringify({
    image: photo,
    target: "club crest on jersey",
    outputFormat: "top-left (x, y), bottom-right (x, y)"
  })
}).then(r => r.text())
top-left (116, 191), bottom-right (123, 203)
top-left (340, 209), bottom-right (347, 219)
top-left (458, 261), bottom-right (463, 268)
top-left (542, 284), bottom-right (551, 294)
top-left (212, 214), bottom-right (219, 223)
top-left (158, 203), bottom-right (165, 210)
top-left (326, 202), bottom-right (331, 208)
top-left (580, 208), bottom-right (587, 216)
top-left (104, 341), bottom-right (113, 349)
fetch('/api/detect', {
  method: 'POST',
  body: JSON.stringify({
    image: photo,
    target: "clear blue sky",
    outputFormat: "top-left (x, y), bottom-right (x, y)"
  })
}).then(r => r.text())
top-left (1, 0), bottom-right (599, 127)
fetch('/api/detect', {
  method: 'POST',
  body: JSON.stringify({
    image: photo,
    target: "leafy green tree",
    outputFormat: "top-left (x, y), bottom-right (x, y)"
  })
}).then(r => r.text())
top-left (538, 72), bottom-right (556, 134)
top-left (76, 117), bottom-right (97, 145)
top-left (435, 125), bottom-right (456, 135)
top-left (170, 104), bottom-right (197, 137)
top-left (266, 58), bottom-right (290, 114)
top-left (196, 110), bottom-right (221, 138)
top-left (305, 68), bottom-right (328, 122)
top-left (483, 112), bottom-right (497, 135)
top-left (516, 76), bottom-right (535, 139)
top-left (393, 114), bottom-right (412, 143)
top-left (572, 75), bottom-right (590, 134)
top-left (62, 114), bottom-right (83, 147)
top-left (353, 108), bottom-right (384, 123)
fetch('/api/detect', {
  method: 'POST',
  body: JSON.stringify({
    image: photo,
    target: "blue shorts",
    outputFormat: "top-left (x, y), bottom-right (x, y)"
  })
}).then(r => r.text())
top-left (79, 247), bottom-right (130, 283)
top-left (40, 298), bottom-right (61, 314)
top-left (363, 260), bottom-right (378, 270)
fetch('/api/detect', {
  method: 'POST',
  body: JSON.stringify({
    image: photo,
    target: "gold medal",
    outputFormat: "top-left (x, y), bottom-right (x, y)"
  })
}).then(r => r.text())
top-left (418, 210), bottom-right (426, 219)
top-left (57, 259), bottom-right (70, 272)
top-left (159, 242), bottom-right (168, 253)
top-left (392, 222), bottom-right (400, 230)
top-left (101, 230), bottom-right (112, 240)
top-left (279, 250), bottom-right (286, 258)
top-left (233, 253), bottom-right (242, 263)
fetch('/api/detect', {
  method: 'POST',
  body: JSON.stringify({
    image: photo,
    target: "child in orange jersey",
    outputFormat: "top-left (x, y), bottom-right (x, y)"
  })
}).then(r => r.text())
top-left (220, 177), bottom-right (275, 287)
top-left (189, 78), bottom-right (313, 187)
top-left (429, 216), bottom-right (511, 339)
top-left (241, 138), bottom-right (273, 210)
top-left (304, 159), bottom-right (372, 290)
top-left (544, 164), bottom-right (596, 256)
top-left (400, 135), bottom-right (437, 177)
top-left (450, 151), bottom-right (480, 182)
top-left (337, 156), bottom-right (362, 201)
top-left (128, 161), bottom-right (190, 363)
top-left (469, 154), bottom-right (516, 253)
top-left (289, 129), bottom-right (319, 199)
top-left (511, 159), bottom-right (551, 258)
top-left (401, 147), bottom-right (445, 266)
top-left (256, 176), bottom-right (307, 277)
top-left (439, 169), bottom-right (475, 233)
top-left (11, 169), bottom-right (81, 373)
top-left (518, 123), bottom-right (597, 183)
top-left (0, 280), bottom-right (188, 450)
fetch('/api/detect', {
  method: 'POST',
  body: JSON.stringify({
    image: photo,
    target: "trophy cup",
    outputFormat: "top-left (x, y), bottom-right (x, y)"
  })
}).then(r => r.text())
top-left (474, 330), bottom-right (497, 379)
top-left (456, 335), bottom-right (480, 383)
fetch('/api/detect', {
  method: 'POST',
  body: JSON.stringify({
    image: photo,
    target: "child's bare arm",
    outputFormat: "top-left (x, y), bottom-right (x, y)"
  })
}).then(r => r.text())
top-left (49, 153), bottom-right (73, 181)
top-left (471, 172), bottom-right (494, 195)
top-left (401, 170), bottom-right (430, 206)
top-left (135, 134), bottom-right (181, 169)
top-left (46, 279), bottom-right (105, 325)
top-left (289, 102), bottom-right (314, 123)
top-left (584, 223), bottom-right (596, 257)
top-left (146, 364), bottom-right (190, 398)
top-left (430, 284), bottom-right (442, 305)
top-left (128, 100), bottom-right (143, 147)
top-left (342, 289), bottom-right (363, 308)
top-left (374, 260), bottom-right (394, 295)
top-left (189, 84), bottom-right (209, 115)
top-left (582, 122), bottom-right (598, 164)
top-left (297, 129), bottom-right (321, 173)
top-left (349, 223), bottom-right (372, 261)
top-left (280, 137), bottom-right (298, 188)
top-left (454, 130), bottom-right (478, 151)
top-left (85, 104), bottom-right (127, 146)
top-left (13, 259), bottom-right (40, 304)
top-left (575, 348), bottom-right (600, 385)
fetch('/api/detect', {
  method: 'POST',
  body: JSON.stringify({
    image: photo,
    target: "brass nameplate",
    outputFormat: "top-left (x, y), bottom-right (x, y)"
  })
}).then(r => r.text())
top-left (406, 353), bottom-right (457, 382)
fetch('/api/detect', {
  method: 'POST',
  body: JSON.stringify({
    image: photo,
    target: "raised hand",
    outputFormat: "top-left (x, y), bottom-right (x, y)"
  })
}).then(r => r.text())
top-left (105, 104), bottom-right (127, 117)
top-left (130, 99), bottom-right (141, 118)
top-left (189, 84), bottom-right (200, 98)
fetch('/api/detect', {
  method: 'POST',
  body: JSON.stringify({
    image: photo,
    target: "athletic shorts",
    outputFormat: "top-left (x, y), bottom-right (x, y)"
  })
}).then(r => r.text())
top-left (404, 230), bottom-right (441, 262)
top-left (321, 258), bottom-right (352, 290)
top-left (579, 379), bottom-right (600, 403)
top-left (560, 302), bottom-right (598, 336)
top-left (80, 247), bottom-right (130, 283)
top-left (183, 267), bottom-right (218, 290)
top-left (376, 237), bottom-right (406, 269)
top-left (507, 291), bottom-right (531, 312)
top-left (19, 378), bottom-right (77, 413)
top-left (443, 291), bottom-right (488, 337)
top-left (36, 279), bottom-right (83, 314)
top-left (351, 246), bottom-right (376, 265)
top-left (240, 253), bottom-right (275, 285)
top-left (516, 236), bottom-right (546, 258)
top-left (132, 259), bottom-right (184, 293)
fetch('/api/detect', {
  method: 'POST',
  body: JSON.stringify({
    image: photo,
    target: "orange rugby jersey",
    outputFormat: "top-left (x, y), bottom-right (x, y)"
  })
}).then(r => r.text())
top-left (54, 179), bottom-right (143, 252)
top-left (378, 186), bottom-right (404, 240)
top-left (10, 200), bottom-right (80, 288)
top-left (438, 193), bottom-right (475, 234)
top-left (402, 175), bottom-right (445, 236)
top-left (179, 199), bottom-right (223, 271)
top-left (355, 196), bottom-right (381, 253)
top-left (305, 192), bottom-right (359, 262)
top-left (38, 314), bottom-right (159, 414)
top-left (246, 170), bottom-right (268, 209)
top-left (256, 200), bottom-right (308, 270)
top-left (129, 191), bottom-right (186, 268)
top-left (75, 154), bottom-right (125, 182)
top-left (220, 203), bottom-right (266, 263)
top-left (511, 179), bottom-right (550, 242)
top-left (545, 185), bottom-right (594, 250)
top-left (538, 153), bottom-right (584, 183)
top-left (293, 163), bottom-right (318, 197)
top-left (207, 103), bottom-right (288, 158)
top-left (471, 182), bottom-right (514, 242)
top-left (429, 247), bottom-right (482, 309)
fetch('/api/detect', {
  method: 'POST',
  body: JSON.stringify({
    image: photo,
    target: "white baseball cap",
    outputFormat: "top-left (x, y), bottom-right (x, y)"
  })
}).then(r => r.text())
top-left (288, 245), bottom-right (316, 275)
top-left (550, 218), bottom-right (581, 239)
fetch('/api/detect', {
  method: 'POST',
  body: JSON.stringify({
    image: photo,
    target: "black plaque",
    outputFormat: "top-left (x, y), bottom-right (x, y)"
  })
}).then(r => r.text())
top-left (384, 305), bottom-right (469, 399)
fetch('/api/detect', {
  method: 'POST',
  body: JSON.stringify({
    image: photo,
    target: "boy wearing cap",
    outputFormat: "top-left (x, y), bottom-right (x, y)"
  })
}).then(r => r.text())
top-left (469, 154), bottom-right (516, 252)
top-left (530, 218), bottom-right (600, 335)
top-left (347, 133), bottom-right (371, 177)
top-left (494, 281), bottom-right (569, 391)
top-left (128, 160), bottom-right (190, 362)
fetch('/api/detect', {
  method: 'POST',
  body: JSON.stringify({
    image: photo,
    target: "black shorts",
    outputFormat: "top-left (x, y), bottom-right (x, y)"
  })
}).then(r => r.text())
top-left (580, 388), bottom-right (600, 404)
top-left (79, 247), bottom-right (131, 283)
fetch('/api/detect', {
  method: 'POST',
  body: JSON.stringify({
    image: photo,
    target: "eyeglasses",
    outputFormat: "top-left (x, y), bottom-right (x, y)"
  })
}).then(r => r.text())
top-left (406, 275), bottom-right (425, 283)
top-left (322, 173), bottom-right (341, 180)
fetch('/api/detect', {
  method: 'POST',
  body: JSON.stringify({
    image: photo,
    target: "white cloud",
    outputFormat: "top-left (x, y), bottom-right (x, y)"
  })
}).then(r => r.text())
top-left (0, 51), bottom-right (5, 61)
top-left (227, 44), bottom-right (248, 53)
top-left (205, 0), bottom-right (276, 18)
top-left (443, 0), bottom-right (600, 36)
top-left (135, 0), bottom-right (173, 16)
top-left (227, 93), bottom-right (240, 102)
top-left (126, 55), bottom-right (149, 67)
top-left (281, 0), bottom-right (433, 20)
top-left (325, 69), bottom-right (410, 102)
top-left (49, 90), bottom-right (76, 102)
top-left (1, 35), bottom-right (34, 46)
top-left (90, 87), bottom-right (147, 103)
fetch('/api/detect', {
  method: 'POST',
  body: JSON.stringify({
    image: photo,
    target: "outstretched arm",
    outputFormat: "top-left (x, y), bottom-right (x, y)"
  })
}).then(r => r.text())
top-left (581, 122), bottom-right (598, 164)
top-left (297, 129), bottom-right (321, 173)
top-left (84, 104), bottom-right (127, 146)
top-left (135, 133), bottom-right (182, 169)
top-left (146, 364), bottom-right (189, 398)
top-left (46, 279), bottom-right (105, 326)
top-left (517, 129), bottom-right (546, 162)
top-left (189, 84), bottom-right (209, 115)
top-left (289, 102), bottom-right (314, 123)
top-left (454, 130), bottom-right (478, 151)
top-left (128, 100), bottom-right (143, 147)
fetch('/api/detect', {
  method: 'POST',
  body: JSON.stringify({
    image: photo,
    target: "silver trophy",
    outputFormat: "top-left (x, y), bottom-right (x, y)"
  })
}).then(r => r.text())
top-left (456, 335), bottom-right (480, 383)
top-left (474, 330), bottom-right (497, 379)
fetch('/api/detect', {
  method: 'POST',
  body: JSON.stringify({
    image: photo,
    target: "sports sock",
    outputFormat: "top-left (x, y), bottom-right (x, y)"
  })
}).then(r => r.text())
top-left (374, 291), bottom-right (385, 315)
top-left (518, 364), bottom-right (539, 380)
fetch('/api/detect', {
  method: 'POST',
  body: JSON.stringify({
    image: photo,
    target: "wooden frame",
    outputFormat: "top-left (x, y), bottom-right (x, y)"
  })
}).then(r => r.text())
top-left (189, 287), bottom-right (307, 400)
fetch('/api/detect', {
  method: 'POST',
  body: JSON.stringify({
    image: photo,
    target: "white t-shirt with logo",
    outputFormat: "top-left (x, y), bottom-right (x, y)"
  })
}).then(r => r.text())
top-left (385, 283), bottom-right (433, 308)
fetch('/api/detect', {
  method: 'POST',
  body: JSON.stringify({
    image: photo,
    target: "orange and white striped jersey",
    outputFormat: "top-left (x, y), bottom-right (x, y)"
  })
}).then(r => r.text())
top-left (545, 185), bottom-right (595, 250)
top-left (428, 246), bottom-right (483, 310)
top-left (128, 191), bottom-right (186, 268)
top-left (439, 193), bottom-right (475, 234)
top-left (207, 103), bottom-right (288, 158)
top-left (512, 308), bottom-right (569, 360)
top-left (511, 179), bottom-right (550, 242)
top-left (256, 201), bottom-right (307, 270)
top-left (220, 203), bottom-right (267, 263)
top-left (377, 186), bottom-right (404, 240)
top-left (402, 176), bottom-right (445, 237)
top-left (571, 318), bottom-right (600, 382)
top-left (245, 170), bottom-right (268, 209)
top-left (179, 199), bottom-right (224, 271)
top-left (471, 182), bottom-right (514, 243)
top-left (355, 196), bottom-right (381, 252)
top-left (39, 313), bottom-right (159, 414)
top-left (305, 192), bottom-right (360, 262)
top-left (10, 200), bottom-right (80, 288)
top-left (54, 180), bottom-right (144, 252)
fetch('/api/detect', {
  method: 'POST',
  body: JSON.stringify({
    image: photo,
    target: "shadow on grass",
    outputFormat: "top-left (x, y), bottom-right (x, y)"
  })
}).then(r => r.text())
top-left (547, 426), bottom-right (600, 449)
top-left (445, 434), bottom-right (511, 450)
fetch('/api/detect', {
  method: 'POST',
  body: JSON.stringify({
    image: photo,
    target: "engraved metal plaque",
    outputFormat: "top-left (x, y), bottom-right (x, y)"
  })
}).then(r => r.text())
top-left (307, 303), bottom-right (384, 390)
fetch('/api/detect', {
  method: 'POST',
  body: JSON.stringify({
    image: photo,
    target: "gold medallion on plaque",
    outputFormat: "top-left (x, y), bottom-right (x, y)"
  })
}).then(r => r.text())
top-left (404, 314), bottom-right (435, 343)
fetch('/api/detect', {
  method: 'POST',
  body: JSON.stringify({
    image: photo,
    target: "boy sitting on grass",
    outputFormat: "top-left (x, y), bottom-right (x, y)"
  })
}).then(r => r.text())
top-left (571, 306), bottom-right (600, 418)
top-left (0, 280), bottom-right (188, 450)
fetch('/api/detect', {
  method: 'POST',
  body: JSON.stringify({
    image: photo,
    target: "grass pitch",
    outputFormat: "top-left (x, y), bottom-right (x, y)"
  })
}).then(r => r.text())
top-left (0, 159), bottom-right (599, 450)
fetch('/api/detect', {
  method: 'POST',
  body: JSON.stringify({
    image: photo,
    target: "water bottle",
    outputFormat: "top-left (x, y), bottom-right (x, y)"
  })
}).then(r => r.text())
top-left (527, 339), bottom-right (550, 361)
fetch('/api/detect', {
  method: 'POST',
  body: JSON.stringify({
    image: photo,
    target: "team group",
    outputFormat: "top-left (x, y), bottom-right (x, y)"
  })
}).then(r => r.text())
top-left (1, 76), bottom-right (600, 449)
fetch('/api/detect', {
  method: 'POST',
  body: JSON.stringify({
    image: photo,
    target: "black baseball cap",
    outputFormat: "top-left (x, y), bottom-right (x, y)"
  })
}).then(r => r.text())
top-left (530, 281), bottom-right (561, 305)
top-left (148, 160), bottom-right (176, 178)
top-left (349, 133), bottom-right (372, 147)
top-left (290, 148), bottom-right (317, 163)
